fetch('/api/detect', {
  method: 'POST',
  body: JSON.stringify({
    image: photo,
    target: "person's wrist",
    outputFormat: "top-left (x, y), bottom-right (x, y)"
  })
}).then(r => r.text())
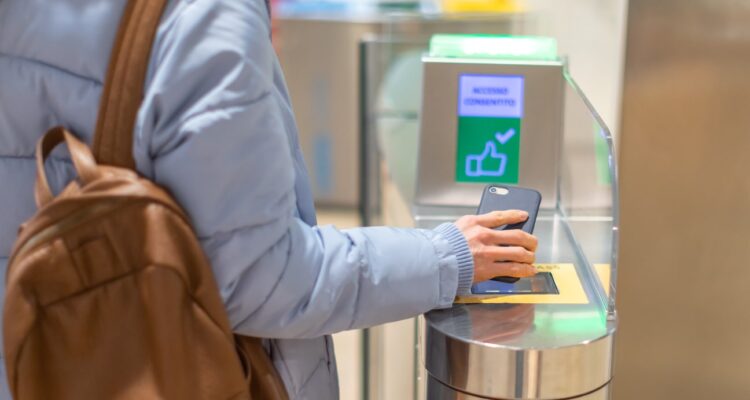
top-left (434, 223), bottom-right (474, 295)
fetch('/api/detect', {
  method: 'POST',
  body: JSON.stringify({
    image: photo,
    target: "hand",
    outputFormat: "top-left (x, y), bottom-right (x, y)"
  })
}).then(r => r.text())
top-left (454, 210), bottom-right (538, 283)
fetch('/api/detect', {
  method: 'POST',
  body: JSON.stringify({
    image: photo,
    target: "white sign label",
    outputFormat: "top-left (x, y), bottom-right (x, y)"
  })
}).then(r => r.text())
top-left (458, 75), bottom-right (525, 118)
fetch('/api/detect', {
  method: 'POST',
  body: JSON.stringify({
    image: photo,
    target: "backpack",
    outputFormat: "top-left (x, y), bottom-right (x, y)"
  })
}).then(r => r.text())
top-left (3, 1), bottom-right (287, 399)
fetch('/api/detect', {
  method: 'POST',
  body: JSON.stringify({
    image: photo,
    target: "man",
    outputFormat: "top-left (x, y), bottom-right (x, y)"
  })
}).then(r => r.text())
top-left (0, 0), bottom-right (537, 398)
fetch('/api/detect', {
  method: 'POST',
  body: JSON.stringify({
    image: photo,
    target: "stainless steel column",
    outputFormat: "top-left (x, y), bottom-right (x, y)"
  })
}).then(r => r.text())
top-left (427, 375), bottom-right (611, 400)
top-left (422, 304), bottom-right (615, 399)
top-left (616, 1), bottom-right (750, 399)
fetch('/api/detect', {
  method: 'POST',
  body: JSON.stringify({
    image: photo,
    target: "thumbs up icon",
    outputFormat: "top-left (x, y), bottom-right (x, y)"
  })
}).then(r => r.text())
top-left (465, 128), bottom-right (515, 177)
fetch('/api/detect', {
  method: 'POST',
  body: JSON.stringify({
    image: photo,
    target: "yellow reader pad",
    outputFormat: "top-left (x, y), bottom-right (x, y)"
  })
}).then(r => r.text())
top-left (594, 264), bottom-right (611, 296)
top-left (455, 263), bottom-right (587, 304)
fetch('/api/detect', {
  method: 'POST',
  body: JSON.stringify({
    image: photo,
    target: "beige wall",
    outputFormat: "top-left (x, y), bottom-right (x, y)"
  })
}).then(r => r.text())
top-left (526, 0), bottom-right (628, 136)
top-left (616, 1), bottom-right (750, 398)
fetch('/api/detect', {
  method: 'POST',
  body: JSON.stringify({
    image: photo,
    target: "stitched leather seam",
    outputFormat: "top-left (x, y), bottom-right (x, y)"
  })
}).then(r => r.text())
top-left (12, 261), bottom-right (237, 396)
top-left (13, 198), bottom-right (194, 262)
top-left (41, 262), bottom-right (221, 332)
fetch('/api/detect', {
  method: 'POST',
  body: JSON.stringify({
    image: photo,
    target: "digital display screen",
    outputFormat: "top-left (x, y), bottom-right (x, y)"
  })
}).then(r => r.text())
top-left (456, 74), bottom-right (525, 183)
top-left (471, 272), bottom-right (559, 295)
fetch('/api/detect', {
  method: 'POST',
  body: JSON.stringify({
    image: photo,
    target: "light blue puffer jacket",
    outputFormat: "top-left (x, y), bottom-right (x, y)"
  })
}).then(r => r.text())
top-left (0, 0), bottom-right (474, 398)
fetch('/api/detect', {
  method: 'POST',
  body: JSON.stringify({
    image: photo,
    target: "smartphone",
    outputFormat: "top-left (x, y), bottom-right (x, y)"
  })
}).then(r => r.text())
top-left (476, 184), bottom-right (542, 234)
top-left (476, 184), bottom-right (542, 285)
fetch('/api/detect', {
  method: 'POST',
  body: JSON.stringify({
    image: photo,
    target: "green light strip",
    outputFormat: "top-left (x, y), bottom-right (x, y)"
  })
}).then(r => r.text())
top-left (429, 34), bottom-right (558, 61)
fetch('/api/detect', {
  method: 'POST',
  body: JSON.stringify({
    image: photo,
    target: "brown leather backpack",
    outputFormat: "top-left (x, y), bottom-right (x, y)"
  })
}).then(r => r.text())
top-left (3, 1), bottom-right (287, 399)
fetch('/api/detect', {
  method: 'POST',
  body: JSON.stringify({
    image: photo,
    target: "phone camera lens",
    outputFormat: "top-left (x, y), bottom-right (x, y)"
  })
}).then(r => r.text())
top-left (490, 187), bottom-right (497, 194)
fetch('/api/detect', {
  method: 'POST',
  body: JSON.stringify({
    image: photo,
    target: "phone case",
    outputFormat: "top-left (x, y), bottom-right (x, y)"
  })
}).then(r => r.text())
top-left (476, 184), bottom-right (542, 234)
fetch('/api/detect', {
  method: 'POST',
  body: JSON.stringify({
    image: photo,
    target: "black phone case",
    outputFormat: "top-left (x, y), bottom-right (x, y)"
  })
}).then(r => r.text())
top-left (476, 184), bottom-right (542, 234)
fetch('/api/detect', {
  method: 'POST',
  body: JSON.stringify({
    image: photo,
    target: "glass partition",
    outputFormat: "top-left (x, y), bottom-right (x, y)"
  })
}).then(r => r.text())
top-left (359, 37), bottom-right (427, 400)
top-left (359, 38), bottom-right (425, 228)
top-left (559, 72), bottom-right (619, 316)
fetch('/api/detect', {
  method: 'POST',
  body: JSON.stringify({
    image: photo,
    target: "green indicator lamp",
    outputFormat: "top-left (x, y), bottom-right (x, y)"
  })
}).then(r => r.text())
top-left (429, 34), bottom-right (558, 61)
top-left (533, 310), bottom-right (607, 335)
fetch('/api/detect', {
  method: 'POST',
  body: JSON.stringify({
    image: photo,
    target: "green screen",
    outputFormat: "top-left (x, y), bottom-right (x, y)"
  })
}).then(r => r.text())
top-left (456, 117), bottom-right (521, 183)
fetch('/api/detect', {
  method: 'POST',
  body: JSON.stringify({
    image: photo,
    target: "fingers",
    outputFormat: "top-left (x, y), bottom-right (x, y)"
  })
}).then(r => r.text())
top-left (473, 261), bottom-right (537, 283)
top-left (487, 262), bottom-right (538, 278)
top-left (473, 210), bottom-right (528, 229)
top-left (478, 245), bottom-right (536, 264)
top-left (481, 228), bottom-right (538, 251)
top-left (454, 211), bottom-right (539, 284)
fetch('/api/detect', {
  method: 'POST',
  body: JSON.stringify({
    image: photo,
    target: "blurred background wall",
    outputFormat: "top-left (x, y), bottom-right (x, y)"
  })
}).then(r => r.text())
top-left (616, 0), bottom-right (750, 398)
top-left (526, 0), bottom-right (627, 140)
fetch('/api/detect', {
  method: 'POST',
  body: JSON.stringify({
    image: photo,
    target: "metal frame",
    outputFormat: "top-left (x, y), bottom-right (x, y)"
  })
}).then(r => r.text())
top-left (416, 57), bottom-right (564, 209)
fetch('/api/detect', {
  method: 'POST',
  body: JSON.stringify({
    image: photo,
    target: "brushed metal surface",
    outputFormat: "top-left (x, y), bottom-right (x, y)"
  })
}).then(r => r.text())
top-left (423, 308), bottom-right (614, 399)
top-left (412, 208), bottom-right (615, 400)
top-left (416, 58), bottom-right (564, 209)
top-left (616, 1), bottom-right (750, 399)
top-left (427, 374), bottom-right (611, 400)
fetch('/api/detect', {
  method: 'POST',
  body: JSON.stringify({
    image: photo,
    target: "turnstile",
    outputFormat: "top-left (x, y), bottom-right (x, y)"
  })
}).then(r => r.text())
top-left (361, 34), bottom-right (618, 400)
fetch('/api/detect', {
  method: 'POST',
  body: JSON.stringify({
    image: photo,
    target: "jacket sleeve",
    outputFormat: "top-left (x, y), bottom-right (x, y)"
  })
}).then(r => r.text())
top-left (133, 0), bottom-right (474, 338)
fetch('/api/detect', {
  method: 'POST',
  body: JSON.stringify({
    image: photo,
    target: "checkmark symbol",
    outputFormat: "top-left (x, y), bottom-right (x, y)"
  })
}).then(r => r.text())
top-left (495, 128), bottom-right (516, 145)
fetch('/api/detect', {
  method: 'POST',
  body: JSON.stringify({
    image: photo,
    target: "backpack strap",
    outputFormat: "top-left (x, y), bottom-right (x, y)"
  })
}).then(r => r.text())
top-left (35, 127), bottom-right (102, 208)
top-left (92, 0), bottom-right (168, 169)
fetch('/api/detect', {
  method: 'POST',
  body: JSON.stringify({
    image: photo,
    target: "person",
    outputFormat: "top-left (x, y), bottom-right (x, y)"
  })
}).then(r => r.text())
top-left (0, 0), bottom-right (537, 398)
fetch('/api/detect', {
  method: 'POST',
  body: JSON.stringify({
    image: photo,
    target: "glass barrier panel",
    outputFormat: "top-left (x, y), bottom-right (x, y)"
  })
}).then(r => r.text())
top-left (559, 71), bottom-right (619, 316)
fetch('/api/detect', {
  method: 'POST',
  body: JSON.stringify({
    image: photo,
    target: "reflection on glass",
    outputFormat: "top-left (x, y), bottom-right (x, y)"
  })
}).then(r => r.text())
top-left (471, 271), bottom-right (559, 294)
top-left (559, 72), bottom-right (618, 316)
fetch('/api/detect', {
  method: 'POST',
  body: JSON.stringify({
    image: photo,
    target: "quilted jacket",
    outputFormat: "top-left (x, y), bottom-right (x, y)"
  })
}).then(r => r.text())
top-left (0, 0), bottom-right (474, 398)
